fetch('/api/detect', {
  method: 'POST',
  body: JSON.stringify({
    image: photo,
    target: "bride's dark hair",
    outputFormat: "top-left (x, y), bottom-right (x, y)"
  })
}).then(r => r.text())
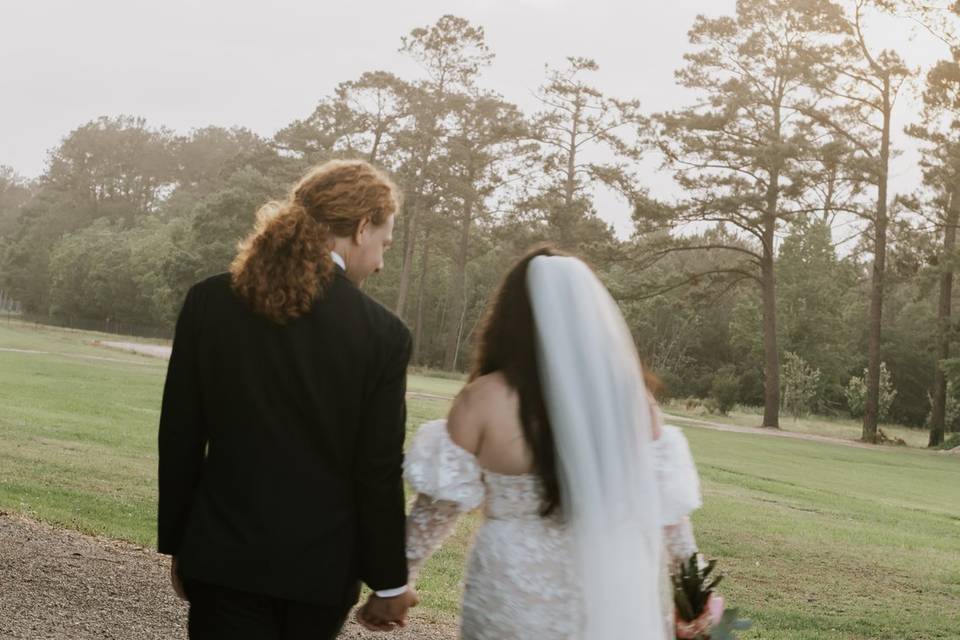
top-left (470, 244), bottom-right (561, 516)
top-left (470, 244), bottom-right (662, 517)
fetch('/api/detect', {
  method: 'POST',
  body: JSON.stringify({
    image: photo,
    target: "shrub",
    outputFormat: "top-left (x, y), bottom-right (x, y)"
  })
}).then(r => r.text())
top-left (939, 433), bottom-right (960, 450)
top-left (781, 352), bottom-right (821, 419)
top-left (845, 362), bottom-right (896, 421)
top-left (924, 383), bottom-right (960, 434)
top-left (711, 368), bottom-right (740, 416)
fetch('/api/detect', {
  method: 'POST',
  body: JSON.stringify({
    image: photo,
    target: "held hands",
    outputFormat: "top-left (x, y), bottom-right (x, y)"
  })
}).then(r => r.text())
top-left (172, 553), bottom-right (420, 631)
top-left (355, 588), bottom-right (419, 632)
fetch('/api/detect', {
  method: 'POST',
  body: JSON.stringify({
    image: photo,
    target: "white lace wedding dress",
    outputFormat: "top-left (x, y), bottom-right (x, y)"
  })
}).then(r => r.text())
top-left (404, 417), bottom-right (702, 640)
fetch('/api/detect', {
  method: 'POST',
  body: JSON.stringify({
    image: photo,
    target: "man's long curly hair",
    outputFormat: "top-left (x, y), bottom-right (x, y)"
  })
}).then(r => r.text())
top-left (229, 160), bottom-right (400, 324)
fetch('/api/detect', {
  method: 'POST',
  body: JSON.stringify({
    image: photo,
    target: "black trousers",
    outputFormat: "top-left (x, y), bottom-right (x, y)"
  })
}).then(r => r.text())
top-left (184, 580), bottom-right (351, 640)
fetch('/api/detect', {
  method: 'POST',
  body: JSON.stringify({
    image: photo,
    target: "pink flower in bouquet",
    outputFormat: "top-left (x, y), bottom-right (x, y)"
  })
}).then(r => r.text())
top-left (675, 613), bottom-right (710, 639)
top-left (675, 593), bottom-right (725, 639)
top-left (708, 594), bottom-right (725, 626)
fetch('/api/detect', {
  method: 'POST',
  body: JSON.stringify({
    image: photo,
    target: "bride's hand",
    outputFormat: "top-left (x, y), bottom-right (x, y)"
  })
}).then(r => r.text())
top-left (356, 590), bottom-right (419, 631)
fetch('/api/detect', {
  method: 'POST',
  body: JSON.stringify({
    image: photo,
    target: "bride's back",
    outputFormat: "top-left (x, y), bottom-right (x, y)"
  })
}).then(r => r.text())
top-left (447, 371), bottom-right (535, 477)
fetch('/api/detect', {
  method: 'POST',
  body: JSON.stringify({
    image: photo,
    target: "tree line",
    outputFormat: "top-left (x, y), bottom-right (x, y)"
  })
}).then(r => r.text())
top-left (3, 2), bottom-right (960, 446)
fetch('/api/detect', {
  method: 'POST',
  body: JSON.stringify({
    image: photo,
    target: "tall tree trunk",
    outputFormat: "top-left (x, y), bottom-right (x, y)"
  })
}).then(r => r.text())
top-left (761, 211), bottom-right (780, 429)
top-left (930, 189), bottom-right (959, 447)
top-left (559, 100), bottom-right (581, 247)
top-left (863, 76), bottom-right (892, 444)
top-left (395, 192), bottom-right (419, 318)
top-left (412, 229), bottom-right (433, 365)
top-left (397, 94), bottom-right (443, 317)
top-left (396, 132), bottom-right (438, 318)
top-left (443, 195), bottom-right (474, 370)
top-left (760, 100), bottom-right (784, 429)
top-left (368, 128), bottom-right (384, 164)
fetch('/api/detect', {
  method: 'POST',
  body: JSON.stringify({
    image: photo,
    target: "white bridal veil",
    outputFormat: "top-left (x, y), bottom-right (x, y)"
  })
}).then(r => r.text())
top-left (527, 256), bottom-right (665, 639)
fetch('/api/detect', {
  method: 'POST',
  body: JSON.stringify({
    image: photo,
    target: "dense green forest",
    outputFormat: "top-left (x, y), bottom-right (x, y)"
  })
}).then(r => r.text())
top-left (3, 2), bottom-right (960, 445)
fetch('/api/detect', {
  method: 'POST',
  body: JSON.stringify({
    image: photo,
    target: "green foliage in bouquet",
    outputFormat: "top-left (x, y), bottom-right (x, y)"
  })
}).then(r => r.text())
top-left (673, 554), bottom-right (721, 622)
top-left (672, 553), bottom-right (752, 640)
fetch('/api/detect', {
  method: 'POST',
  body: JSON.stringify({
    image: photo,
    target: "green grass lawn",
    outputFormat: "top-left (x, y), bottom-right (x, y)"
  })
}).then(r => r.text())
top-left (407, 373), bottom-right (465, 400)
top-left (1, 321), bottom-right (958, 638)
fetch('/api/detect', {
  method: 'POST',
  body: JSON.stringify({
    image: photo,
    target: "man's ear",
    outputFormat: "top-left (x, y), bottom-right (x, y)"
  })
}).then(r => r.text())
top-left (353, 217), bottom-right (370, 245)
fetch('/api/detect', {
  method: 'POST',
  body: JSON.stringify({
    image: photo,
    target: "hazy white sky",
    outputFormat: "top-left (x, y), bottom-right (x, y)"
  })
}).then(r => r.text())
top-left (1, 1), bottom-right (950, 236)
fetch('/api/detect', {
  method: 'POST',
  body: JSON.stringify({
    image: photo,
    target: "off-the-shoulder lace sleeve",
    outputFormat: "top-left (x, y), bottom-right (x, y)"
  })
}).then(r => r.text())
top-left (405, 420), bottom-right (484, 507)
top-left (664, 517), bottom-right (699, 565)
top-left (404, 420), bottom-right (485, 583)
top-left (654, 424), bottom-right (702, 527)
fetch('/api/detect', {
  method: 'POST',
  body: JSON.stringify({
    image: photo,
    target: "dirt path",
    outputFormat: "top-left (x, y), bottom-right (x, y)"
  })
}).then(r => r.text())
top-left (0, 346), bottom-right (160, 367)
top-left (662, 413), bottom-right (887, 450)
top-left (98, 341), bottom-right (172, 360)
top-left (664, 413), bottom-right (955, 454)
top-left (0, 512), bottom-right (456, 640)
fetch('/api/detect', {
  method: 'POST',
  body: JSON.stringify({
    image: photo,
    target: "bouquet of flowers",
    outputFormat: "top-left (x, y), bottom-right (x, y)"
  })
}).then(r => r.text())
top-left (672, 553), bottom-right (751, 640)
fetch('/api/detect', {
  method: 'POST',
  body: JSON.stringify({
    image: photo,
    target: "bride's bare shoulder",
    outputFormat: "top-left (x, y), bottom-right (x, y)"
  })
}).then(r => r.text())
top-left (468, 371), bottom-right (516, 400)
top-left (446, 372), bottom-right (518, 453)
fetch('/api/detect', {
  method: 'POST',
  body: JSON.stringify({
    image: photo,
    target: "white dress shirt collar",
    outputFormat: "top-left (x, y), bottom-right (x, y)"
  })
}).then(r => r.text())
top-left (330, 251), bottom-right (346, 271)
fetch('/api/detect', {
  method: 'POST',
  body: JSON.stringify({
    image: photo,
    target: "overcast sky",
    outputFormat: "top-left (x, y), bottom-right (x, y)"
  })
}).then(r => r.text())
top-left (1, 1), bottom-right (951, 236)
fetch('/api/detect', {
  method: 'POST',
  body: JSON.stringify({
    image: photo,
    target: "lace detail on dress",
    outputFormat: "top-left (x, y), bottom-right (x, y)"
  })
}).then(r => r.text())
top-left (461, 515), bottom-right (580, 639)
top-left (655, 422), bottom-right (700, 562)
top-left (664, 517), bottom-right (699, 565)
top-left (404, 419), bottom-right (484, 508)
top-left (404, 420), bottom-right (485, 584)
top-left (482, 471), bottom-right (543, 519)
top-left (406, 494), bottom-right (463, 583)
top-left (404, 419), bottom-right (704, 640)
top-left (654, 422), bottom-right (702, 640)
top-left (654, 424), bottom-right (703, 526)
top-left (404, 421), bottom-right (582, 639)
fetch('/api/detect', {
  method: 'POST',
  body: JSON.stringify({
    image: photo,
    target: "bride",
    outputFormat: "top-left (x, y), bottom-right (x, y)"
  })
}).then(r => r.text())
top-left (377, 246), bottom-right (702, 639)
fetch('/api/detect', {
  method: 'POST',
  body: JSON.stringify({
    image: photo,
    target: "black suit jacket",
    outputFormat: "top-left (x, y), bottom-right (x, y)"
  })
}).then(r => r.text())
top-left (157, 269), bottom-right (411, 605)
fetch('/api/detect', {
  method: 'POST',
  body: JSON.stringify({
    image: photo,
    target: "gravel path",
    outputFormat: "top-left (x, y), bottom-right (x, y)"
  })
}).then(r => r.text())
top-left (0, 512), bottom-right (456, 640)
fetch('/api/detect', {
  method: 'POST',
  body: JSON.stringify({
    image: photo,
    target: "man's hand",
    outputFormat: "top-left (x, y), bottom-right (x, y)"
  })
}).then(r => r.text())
top-left (355, 589), bottom-right (419, 632)
top-left (170, 557), bottom-right (187, 601)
